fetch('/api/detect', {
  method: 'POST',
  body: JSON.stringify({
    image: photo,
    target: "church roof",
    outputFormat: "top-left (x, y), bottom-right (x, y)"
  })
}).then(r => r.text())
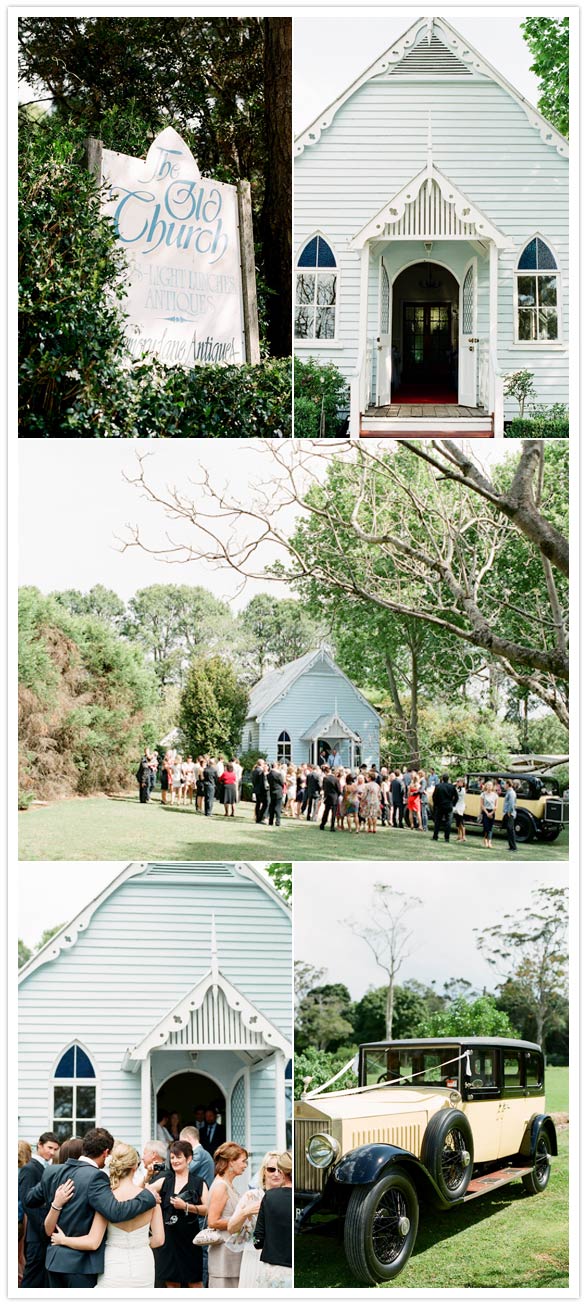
top-left (301, 712), bottom-right (361, 743)
top-left (246, 646), bottom-right (381, 723)
top-left (18, 862), bottom-right (290, 984)
top-left (295, 14), bottom-right (568, 160)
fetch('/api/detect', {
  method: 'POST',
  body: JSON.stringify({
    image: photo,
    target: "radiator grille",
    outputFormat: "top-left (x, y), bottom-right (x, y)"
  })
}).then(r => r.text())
top-left (294, 1118), bottom-right (329, 1192)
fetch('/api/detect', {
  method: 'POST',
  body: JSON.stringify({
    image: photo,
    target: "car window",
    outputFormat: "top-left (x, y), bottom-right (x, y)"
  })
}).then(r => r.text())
top-left (464, 1047), bottom-right (499, 1091)
top-left (514, 779), bottom-right (533, 799)
top-left (525, 1051), bottom-right (543, 1088)
top-left (503, 1051), bottom-right (524, 1087)
top-left (363, 1047), bottom-right (460, 1087)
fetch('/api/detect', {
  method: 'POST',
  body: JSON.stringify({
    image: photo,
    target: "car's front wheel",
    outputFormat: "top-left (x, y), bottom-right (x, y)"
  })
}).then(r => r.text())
top-left (344, 1169), bottom-right (419, 1285)
top-left (522, 1128), bottom-right (552, 1194)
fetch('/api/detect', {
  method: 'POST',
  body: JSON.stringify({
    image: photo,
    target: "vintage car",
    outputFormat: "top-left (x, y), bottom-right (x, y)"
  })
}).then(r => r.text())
top-left (295, 1037), bottom-right (557, 1285)
top-left (460, 771), bottom-right (568, 843)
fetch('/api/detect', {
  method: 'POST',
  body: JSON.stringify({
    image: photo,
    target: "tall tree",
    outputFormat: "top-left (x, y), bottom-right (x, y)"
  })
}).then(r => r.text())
top-left (124, 439), bottom-right (569, 726)
top-left (179, 655), bottom-right (248, 757)
top-left (125, 584), bottom-right (234, 687)
top-left (345, 885), bottom-right (422, 1040)
top-left (521, 18), bottom-right (569, 137)
top-left (475, 885), bottom-right (568, 1048)
top-left (260, 18), bottom-right (292, 356)
top-left (296, 984), bottom-right (354, 1052)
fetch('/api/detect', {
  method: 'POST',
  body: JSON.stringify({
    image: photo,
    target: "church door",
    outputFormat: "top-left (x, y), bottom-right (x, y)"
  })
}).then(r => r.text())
top-left (403, 302), bottom-right (452, 386)
top-left (458, 260), bottom-right (478, 406)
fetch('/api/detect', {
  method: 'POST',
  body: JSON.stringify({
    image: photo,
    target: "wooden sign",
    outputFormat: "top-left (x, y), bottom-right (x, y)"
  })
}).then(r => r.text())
top-left (95, 127), bottom-right (259, 366)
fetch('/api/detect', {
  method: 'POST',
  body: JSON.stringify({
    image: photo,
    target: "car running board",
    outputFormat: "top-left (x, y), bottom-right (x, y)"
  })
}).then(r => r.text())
top-left (463, 1166), bottom-right (532, 1200)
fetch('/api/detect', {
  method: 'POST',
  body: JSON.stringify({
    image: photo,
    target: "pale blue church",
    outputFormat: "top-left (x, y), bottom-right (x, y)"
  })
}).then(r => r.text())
top-left (18, 863), bottom-right (292, 1174)
top-left (295, 15), bottom-right (569, 437)
top-left (241, 646), bottom-right (381, 768)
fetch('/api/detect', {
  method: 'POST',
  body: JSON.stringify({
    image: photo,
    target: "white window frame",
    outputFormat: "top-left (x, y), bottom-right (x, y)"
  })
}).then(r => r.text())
top-left (513, 234), bottom-right (563, 347)
top-left (277, 731), bottom-right (292, 764)
top-left (295, 231), bottom-right (340, 345)
top-left (51, 1041), bottom-right (99, 1142)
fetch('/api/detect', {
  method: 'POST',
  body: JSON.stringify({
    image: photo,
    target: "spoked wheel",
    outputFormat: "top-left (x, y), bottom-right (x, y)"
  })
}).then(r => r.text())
top-left (522, 1128), bottom-right (552, 1194)
top-left (344, 1169), bottom-right (419, 1285)
top-left (421, 1109), bottom-right (474, 1201)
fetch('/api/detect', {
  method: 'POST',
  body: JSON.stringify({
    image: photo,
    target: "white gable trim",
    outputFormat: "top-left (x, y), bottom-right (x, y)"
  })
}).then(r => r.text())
top-left (350, 162), bottom-right (514, 250)
top-left (124, 968), bottom-right (291, 1067)
top-left (253, 648), bottom-right (382, 724)
top-left (295, 15), bottom-right (568, 160)
top-left (18, 862), bottom-right (290, 983)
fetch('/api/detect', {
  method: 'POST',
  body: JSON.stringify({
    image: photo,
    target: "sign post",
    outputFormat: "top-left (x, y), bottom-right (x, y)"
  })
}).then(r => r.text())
top-left (86, 127), bottom-right (259, 366)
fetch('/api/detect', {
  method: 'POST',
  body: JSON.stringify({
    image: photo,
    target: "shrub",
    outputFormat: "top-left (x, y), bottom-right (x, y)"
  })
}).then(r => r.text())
top-left (294, 1047), bottom-right (358, 1101)
top-left (503, 369), bottom-right (536, 417)
top-left (506, 416), bottom-right (569, 439)
top-left (294, 357), bottom-right (350, 439)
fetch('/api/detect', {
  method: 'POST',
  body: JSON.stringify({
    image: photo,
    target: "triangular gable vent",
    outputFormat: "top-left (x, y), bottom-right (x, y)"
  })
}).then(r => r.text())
top-left (388, 33), bottom-right (473, 77)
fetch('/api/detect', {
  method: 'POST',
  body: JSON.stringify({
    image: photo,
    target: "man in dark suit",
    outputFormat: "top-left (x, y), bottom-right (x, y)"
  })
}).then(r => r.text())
top-left (267, 763), bottom-right (285, 827)
top-left (391, 771), bottom-right (406, 828)
top-left (252, 759), bottom-right (269, 824)
top-left (432, 774), bottom-right (459, 843)
top-left (201, 1108), bottom-right (225, 1157)
top-left (319, 766), bottom-right (341, 832)
top-left (19, 1131), bottom-right (60, 1287)
top-left (202, 760), bottom-right (217, 816)
top-left (304, 766), bottom-right (321, 821)
top-left (25, 1127), bottom-right (158, 1288)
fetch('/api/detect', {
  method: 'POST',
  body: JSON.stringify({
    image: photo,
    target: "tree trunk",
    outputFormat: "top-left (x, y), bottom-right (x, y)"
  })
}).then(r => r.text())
top-left (260, 18), bottom-right (292, 357)
top-left (408, 643), bottom-right (420, 770)
top-left (384, 650), bottom-right (419, 767)
top-left (386, 979), bottom-right (394, 1041)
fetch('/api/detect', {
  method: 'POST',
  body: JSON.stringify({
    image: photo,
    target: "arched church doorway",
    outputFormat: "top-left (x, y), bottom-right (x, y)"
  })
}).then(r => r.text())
top-left (157, 1072), bottom-right (225, 1135)
top-left (391, 261), bottom-right (459, 402)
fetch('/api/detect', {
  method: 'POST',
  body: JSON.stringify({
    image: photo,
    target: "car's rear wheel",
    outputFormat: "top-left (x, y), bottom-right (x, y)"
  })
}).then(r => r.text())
top-left (513, 810), bottom-right (536, 843)
top-left (539, 828), bottom-right (560, 843)
top-left (344, 1169), bottom-right (419, 1285)
top-left (522, 1128), bottom-right (552, 1194)
top-left (421, 1109), bottom-right (474, 1201)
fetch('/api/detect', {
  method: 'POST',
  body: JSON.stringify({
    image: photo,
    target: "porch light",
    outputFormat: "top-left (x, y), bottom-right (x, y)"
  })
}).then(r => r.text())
top-left (423, 241), bottom-right (434, 258)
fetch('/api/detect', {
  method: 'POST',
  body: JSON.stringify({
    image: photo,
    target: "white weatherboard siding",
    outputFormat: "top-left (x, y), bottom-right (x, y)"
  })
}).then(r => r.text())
top-left (18, 864), bottom-right (291, 1156)
top-left (295, 30), bottom-right (568, 418)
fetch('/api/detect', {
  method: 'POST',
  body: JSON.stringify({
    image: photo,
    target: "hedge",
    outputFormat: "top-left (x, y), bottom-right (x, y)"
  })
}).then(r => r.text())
top-left (506, 417), bottom-right (569, 439)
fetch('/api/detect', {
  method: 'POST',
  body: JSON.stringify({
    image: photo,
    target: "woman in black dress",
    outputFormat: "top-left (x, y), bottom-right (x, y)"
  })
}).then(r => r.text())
top-left (154, 1140), bottom-right (208, 1288)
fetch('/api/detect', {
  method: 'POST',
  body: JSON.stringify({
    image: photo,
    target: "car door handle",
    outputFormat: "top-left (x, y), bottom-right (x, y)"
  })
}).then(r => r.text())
top-left (468, 337), bottom-right (479, 343)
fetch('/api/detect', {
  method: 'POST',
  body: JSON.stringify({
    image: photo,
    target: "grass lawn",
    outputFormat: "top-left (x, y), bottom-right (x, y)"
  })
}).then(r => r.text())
top-left (18, 794), bottom-right (570, 862)
top-left (295, 1067), bottom-right (569, 1290)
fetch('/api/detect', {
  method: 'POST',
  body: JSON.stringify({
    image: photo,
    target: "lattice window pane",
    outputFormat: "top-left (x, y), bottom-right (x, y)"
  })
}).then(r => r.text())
top-left (230, 1076), bottom-right (246, 1146)
top-left (380, 267), bottom-right (390, 334)
top-left (462, 267), bottom-right (474, 333)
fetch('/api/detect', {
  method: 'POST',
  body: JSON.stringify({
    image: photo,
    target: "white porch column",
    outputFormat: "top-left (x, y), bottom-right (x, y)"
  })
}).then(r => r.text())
top-left (489, 243), bottom-right (504, 437)
top-left (274, 1050), bottom-right (286, 1152)
top-left (351, 243), bottom-right (371, 437)
top-left (140, 1052), bottom-right (152, 1147)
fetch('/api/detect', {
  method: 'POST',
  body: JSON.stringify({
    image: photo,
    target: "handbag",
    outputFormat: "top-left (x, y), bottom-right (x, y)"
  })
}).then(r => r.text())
top-left (193, 1226), bottom-right (227, 1246)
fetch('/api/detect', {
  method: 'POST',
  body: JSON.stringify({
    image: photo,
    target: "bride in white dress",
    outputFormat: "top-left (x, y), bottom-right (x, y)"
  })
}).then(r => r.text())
top-left (50, 1143), bottom-right (164, 1287)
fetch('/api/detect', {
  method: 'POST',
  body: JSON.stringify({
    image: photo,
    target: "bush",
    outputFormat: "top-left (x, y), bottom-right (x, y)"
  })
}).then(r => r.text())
top-left (293, 1047), bottom-right (358, 1101)
top-left (294, 357), bottom-right (349, 439)
top-left (506, 416), bottom-right (569, 439)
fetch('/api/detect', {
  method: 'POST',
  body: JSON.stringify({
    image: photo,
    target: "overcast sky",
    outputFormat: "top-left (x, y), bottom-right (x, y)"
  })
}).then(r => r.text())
top-left (295, 862), bottom-right (568, 998)
top-left (19, 438), bottom-right (518, 608)
top-left (294, 12), bottom-right (543, 134)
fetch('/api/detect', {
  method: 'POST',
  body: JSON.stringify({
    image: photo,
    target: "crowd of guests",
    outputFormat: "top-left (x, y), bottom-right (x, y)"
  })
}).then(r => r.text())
top-left (18, 1119), bottom-right (292, 1290)
top-left (135, 748), bottom-right (520, 850)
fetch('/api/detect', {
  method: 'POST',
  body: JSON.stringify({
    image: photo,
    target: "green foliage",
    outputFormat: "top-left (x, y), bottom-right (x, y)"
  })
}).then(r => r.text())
top-left (179, 656), bottom-right (248, 758)
top-left (296, 984), bottom-right (355, 1052)
top-left (521, 18), bottom-right (569, 137)
top-left (124, 585), bottom-right (235, 688)
top-left (503, 369), bottom-right (536, 417)
top-left (382, 703), bottom-right (518, 771)
top-left (265, 862), bottom-right (292, 903)
top-left (19, 923), bottom-right (67, 969)
top-left (352, 982), bottom-right (444, 1044)
top-left (294, 357), bottom-right (349, 439)
top-left (476, 885), bottom-right (568, 1049)
top-left (18, 587), bottom-right (160, 798)
top-left (293, 1047), bottom-right (358, 1101)
top-left (414, 994), bottom-right (519, 1039)
top-left (507, 416), bottom-right (569, 439)
top-left (239, 593), bottom-right (324, 675)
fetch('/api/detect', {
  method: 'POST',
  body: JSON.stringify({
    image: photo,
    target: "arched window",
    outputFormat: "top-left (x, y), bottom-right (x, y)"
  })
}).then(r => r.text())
top-left (52, 1044), bottom-right (97, 1143)
top-left (277, 731), bottom-right (292, 763)
top-left (295, 236), bottom-right (337, 340)
top-left (516, 238), bottom-right (560, 342)
top-left (380, 265), bottom-right (390, 334)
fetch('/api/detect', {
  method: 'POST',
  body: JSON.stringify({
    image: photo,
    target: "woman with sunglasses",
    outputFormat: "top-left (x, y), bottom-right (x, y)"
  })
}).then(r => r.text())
top-left (225, 1152), bottom-right (284, 1288)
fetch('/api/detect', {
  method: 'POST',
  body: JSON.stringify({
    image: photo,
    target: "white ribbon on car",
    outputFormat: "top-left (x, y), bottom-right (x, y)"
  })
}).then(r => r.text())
top-left (304, 1049), bottom-right (473, 1099)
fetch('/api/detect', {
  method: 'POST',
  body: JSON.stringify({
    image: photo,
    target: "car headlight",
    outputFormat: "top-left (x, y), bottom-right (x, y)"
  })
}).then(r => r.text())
top-left (306, 1133), bottom-right (341, 1170)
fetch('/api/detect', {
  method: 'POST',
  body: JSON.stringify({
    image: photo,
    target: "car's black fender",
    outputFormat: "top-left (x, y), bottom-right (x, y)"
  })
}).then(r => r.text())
top-left (519, 1113), bottom-right (558, 1159)
top-left (331, 1142), bottom-right (453, 1209)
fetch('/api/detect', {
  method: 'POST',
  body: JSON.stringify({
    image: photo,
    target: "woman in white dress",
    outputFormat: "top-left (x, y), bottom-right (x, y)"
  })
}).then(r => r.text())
top-left (49, 1142), bottom-right (164, 1288)
top-left (226, 1151), bottom-right (285, 1287)
top-left (206, 1142), bottom-right (249, 1288)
